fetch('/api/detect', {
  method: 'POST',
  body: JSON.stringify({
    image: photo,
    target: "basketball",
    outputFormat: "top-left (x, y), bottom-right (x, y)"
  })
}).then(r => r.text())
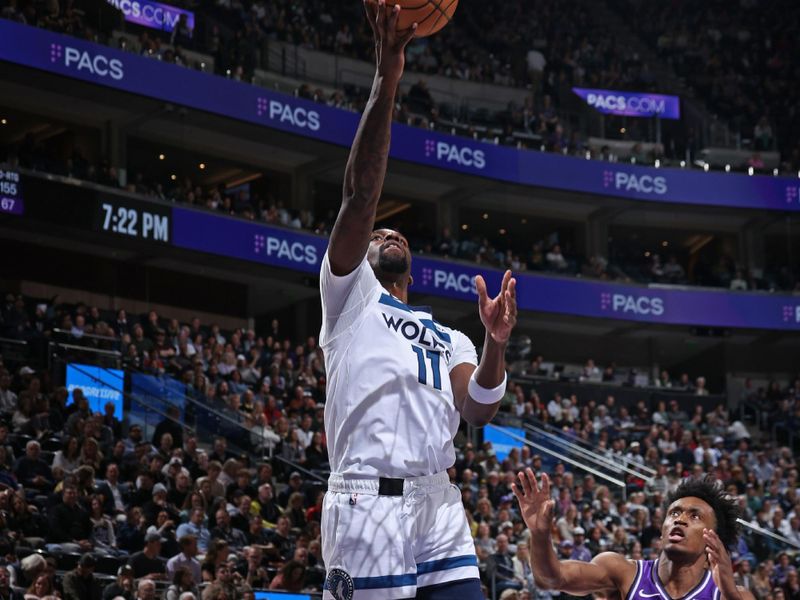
top-left (387, 0), bottom-right (458, 37)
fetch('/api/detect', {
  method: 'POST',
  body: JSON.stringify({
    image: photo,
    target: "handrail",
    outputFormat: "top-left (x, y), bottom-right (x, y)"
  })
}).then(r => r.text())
top-left (737, 518), bottom-right (800, 550)
top-left (484, 424), bottom-right (626, 489)
top-left (0, 337), bottom-right (28, 346)
top-left (522, 422), bottom-right (655, 484)
top-left (52, 341), bottom-right (122, 358)
top-left (500, 408), bottom-right (655, 475)
top-left (53, 327), bottom-right (119, 343)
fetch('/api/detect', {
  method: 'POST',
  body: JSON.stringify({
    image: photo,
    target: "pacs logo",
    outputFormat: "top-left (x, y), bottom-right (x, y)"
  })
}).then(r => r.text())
top-left (253, 234), bottom-right (317, 265)
top-left (786, 186), bottom-right (799, 206)
top-left (782, 305), bottom-right (800, 323)
top-left (424, 139), bottom-right (486, 170)
top-left (420, 267), bottom-right (478, 294)
top-left (601, 292), bottom-right (664, 316)
top-left (257, 98), bottom-right (320, 131)
top-left (603, 170), bottom-right (667, 195)
top-left (50, 43), bottom-right (124, 80)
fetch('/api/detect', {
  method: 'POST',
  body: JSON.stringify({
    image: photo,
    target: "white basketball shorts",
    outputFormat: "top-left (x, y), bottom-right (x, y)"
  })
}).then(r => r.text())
top-left (321, 471), bottom-right (480, 600)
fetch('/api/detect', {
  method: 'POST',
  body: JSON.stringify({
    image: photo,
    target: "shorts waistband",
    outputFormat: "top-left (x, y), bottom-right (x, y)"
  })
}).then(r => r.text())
top-left (327, 471), bottom-right (450, 495)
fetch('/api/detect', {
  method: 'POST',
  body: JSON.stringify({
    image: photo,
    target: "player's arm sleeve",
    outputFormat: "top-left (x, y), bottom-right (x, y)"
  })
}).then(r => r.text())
top-left (448, 330), bottom-right (478, 372)
top-left (319, 251), bottom-right (377, 346)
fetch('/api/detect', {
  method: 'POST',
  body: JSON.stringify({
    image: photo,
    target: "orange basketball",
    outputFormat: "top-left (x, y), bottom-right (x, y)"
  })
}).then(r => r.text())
top-left (387, 0), bottom-right (458, 38)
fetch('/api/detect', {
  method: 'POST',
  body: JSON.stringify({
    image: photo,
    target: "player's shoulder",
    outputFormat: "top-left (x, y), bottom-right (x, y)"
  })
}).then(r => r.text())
top-left (592, 552), bottom-right (639, 578)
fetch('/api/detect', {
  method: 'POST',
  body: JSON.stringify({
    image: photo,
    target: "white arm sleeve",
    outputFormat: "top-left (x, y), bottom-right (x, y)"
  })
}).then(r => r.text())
top-left (448, 329), bottom-right (478, 372)
top-left (319, 251), bottom-right (379, 347)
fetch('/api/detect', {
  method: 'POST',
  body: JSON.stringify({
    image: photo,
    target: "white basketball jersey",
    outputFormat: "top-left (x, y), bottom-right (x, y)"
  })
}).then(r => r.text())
top-left (319, 252), bottom-right (478, 478)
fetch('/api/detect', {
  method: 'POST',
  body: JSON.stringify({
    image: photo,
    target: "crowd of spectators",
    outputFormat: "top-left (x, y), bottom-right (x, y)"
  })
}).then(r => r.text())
top-left (615, 0), bottom-right (800, 174)
top-left (5, 0), bottom-right (780, 170)
top-left (1, 293), bottom-right (799, 599)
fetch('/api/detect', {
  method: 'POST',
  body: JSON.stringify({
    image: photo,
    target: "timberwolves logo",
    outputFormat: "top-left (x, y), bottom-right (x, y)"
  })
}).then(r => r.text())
top-left (326, 568), bottom-right (354, 600)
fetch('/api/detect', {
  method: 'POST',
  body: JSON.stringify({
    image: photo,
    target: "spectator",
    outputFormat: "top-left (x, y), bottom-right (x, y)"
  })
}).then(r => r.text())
top-left (127, 531), bottom-right (166, 580)
top-left (47, 484), bottom-right (92, 554)
top-left (176, 508), bottom-right (211, 554)
top-left (101, 565), bottom-right (135, 600)
top-left (167, 535), bottom-right (201, 585)
top-left (135, 578), bottom-right (156, 600)
top-left (13, 441), bottom-right (52, 493)
top-left (488, 534), bottom-right (523, 597)
top-left (62, 554), bottom-right (101, 600)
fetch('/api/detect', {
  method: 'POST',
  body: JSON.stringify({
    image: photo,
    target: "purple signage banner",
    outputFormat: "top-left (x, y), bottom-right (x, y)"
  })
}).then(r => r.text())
top-left (572, 87), bottom-right (681, 120)
top-left (1, 20), bottom-right (798, 212)
top-left (0, 168), bottom-right (23, 215)
top-left (106, 0), bottom-right (194, 33)
top-left (172, 208), bottom-right (800, 331)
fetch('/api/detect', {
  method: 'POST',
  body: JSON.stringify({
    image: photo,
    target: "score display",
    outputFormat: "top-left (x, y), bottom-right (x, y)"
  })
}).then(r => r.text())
top-left (0, 169), bottom-right (24, 215)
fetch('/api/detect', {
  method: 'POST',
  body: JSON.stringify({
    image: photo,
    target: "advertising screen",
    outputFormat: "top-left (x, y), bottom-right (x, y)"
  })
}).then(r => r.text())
top-left (65, 363), bottom-right (125, 419)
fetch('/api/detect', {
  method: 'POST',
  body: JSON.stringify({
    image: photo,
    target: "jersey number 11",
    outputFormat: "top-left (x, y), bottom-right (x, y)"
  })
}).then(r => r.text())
top-left (411, 346), bottom-right (442, 390)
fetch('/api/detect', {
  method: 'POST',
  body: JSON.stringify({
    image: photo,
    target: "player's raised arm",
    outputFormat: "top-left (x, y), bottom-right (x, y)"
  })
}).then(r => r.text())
top-left (451, 270), bottom-right (517, 426)
top-left (327, 0), bottom-right (416, 276)
top-left (513, 470), bottom-right (634, 595)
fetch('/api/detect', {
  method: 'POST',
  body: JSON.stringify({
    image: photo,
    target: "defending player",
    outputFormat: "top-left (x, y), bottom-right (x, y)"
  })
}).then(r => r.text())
top-left (512, 473), bottom-right (755, 600)
top-left (319, 1), bottom-right (517, 598)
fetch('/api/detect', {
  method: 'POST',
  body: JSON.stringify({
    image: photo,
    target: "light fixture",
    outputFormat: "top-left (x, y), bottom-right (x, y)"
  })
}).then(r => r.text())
top-left (499, 228), bottom-right (506, 235)
top-left (170, 174), bottom-right (177, 181)
top-left (703, 164), bottom-right (709, 172)
top-left (655, 159), bottom-right (660, 168)
top-left (644, 251), bottom-right (651, 257)
top-left (158, 153), bottom-right (165, 160)
top-left (199, 163), bottom-right (206, 170)
top-left (461, 224), bottom-right (468, 231)
top-left (748, 167), bottom-right (754, 176)
top-left (662, 241), bottom-right (668, 247)
top-left (773, 168), bottom-right (779, 176)
top-left (680, 160), bottom-right (686, 168)
top-left (0, 118), bottom-right (6, 125)
top-left (585, 151), bottom-right (591, 160)
top-left (620, 127), bottom-right (626, 134)
top-left (725, 164), bottom-right (731, 172)
top-left (521, 218), bottom-right (527, 224)
top-left (482, 213), bottom-right (489, 220)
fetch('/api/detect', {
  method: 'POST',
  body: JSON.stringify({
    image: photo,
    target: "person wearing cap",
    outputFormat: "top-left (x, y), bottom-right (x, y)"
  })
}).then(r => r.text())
top-left (62, 554), bottom-right (101, 600)
top-left (277, 471), bottom-right (305, 509)
top-left (101, 565), bottom-right (135, 600)
top-left (127, 531), bottom-right (166, 580)
top-left (570, 527), bottom-right (592, 562)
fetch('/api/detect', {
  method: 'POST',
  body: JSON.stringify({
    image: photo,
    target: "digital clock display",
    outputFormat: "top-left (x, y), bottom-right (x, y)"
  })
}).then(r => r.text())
top-left (96, 199), bottom-right (171, 243)
top-left (0, 169), bottom-right (24, 215)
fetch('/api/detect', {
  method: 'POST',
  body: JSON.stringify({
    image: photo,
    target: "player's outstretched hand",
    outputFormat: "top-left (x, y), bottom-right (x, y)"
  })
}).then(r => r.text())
top-left (512, 469), bottom-right (554, 537)
top-left (364, 0), bottom-right (417, 80)
top-left (475, 270), bottom-right (517, 344)
top-left (704, 528), bottom-right (735, 593)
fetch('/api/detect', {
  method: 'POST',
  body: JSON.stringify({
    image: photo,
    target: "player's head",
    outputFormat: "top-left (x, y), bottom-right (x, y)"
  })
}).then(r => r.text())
top-left (662, 476), bottom-right (740, 557)
top-left (368, 228), bottom-right (412, 282)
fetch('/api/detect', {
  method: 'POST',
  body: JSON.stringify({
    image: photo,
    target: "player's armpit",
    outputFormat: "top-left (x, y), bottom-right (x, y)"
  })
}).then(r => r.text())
top-left (542, 553), bottom-right (634, 596)
top-left (450, 362), bottom-right (499, 427)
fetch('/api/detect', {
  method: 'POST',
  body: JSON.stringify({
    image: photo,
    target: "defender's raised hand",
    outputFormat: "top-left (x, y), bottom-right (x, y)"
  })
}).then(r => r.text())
top-left (512, 469), bottom-right (554, 537)
top-left (364, 0), bottom-right (417, 80)
top-left (476, 270), bottom-right (518, 344)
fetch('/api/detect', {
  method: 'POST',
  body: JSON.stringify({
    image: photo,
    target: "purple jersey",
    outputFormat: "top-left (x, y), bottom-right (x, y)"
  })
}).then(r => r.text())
top-left (626, 560), bottom-right (720, 600)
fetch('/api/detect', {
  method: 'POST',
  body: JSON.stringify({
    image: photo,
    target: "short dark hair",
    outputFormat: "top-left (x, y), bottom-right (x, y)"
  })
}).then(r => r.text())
top-left (665, 476), bottom-right (741, 548)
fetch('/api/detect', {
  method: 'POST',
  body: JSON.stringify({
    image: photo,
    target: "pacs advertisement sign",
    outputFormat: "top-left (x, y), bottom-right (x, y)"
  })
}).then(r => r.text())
top-left (106, 0), bottom-right (194, 33)
top-left (573, 87), bottom-right (681, 119)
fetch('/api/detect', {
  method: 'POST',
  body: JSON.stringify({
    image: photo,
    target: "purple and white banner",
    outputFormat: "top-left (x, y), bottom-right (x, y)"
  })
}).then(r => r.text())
top-left (572, 87), bottom-right (681, 120)
top-left (106, 0), bottom-right (193, 33)
top-left (172, 208), bottom-right (800, 331)
top-left (1, 20), bottom-right (798, 212)
top-left (0, 169), bottom-right (23, 215)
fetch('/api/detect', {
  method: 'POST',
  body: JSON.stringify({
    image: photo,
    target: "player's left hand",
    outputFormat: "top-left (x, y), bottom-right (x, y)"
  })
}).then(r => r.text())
top-left (704, 528), bottom-right (735, 593)
top-left (476, 270), bottom-right (517, 344)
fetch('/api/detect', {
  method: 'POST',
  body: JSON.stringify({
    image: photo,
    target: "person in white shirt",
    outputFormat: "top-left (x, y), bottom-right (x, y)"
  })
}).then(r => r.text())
top-left (0, 372), bottom-right (17, 414)
top-left (318, 4), bottom-right (517, 599)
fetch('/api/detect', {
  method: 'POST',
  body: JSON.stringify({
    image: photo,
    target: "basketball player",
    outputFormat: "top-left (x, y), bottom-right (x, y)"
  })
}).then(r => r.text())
top-left (512, 473), bottom-right (755, 600)
top-left (319, 1), bottom-right (517, 599)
